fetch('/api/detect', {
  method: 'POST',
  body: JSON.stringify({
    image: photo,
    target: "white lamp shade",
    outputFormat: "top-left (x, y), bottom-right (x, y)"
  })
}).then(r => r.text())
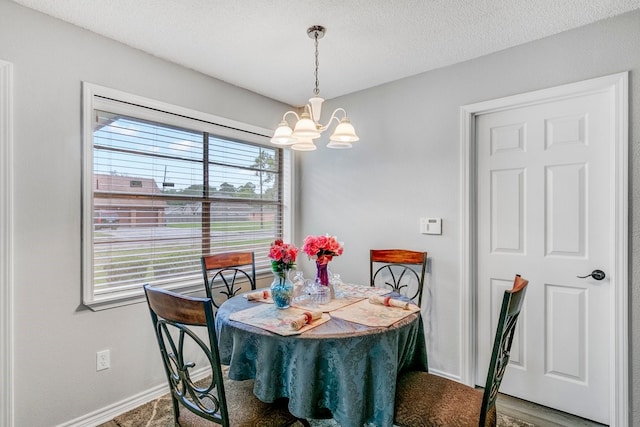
top-left (329, 117), bottom-right (359, 142)
top-left (291, 138), bottom-right (317, 151)
top-left (270, 122), bottom-right (296, 145)
top-left (292, 112), bottom-right (321, 139)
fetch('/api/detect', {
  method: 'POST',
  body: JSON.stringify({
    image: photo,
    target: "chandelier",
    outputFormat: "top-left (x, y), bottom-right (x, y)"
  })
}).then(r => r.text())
top-left (270, 25), bottom-right (359, 151)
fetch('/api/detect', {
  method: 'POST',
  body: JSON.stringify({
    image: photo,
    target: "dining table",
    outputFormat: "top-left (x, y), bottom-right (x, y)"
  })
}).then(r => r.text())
top-left (214, 283), bottom-right (428, 427)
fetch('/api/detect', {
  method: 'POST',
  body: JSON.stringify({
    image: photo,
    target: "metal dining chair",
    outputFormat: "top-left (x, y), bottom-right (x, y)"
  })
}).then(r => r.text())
top-left (394, 274), bottom-right (529, 427)
top-left (143, 284), bottom-right (308, 427)
top-left (201, 252), bottom-right (256, 308)
top-left (370, 249), bottom-right (428, 307)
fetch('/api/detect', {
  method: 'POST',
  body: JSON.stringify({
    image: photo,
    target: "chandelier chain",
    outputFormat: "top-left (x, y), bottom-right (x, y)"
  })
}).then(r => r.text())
top-left (313, 30), bottom-right (320, 96)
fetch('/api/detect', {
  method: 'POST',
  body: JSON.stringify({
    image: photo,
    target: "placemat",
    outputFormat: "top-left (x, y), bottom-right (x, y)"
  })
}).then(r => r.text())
top-left (229, 303), bottom-right (331, 336)
top-left (292, 295), bottom-right (363, 312)
top-left (329, 297), bottom-right (420, 327)
top-left (338, 283), bottom-right (391, 298)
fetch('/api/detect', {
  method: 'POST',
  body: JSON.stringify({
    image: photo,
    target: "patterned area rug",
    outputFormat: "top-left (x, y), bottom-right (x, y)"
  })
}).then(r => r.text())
top-left (108, 394), bottom-right (534, 427)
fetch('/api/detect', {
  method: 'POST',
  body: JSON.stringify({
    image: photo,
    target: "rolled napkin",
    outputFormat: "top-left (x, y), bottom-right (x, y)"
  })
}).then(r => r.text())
top-left (368, 295), bottom-right (410, 310)
top-left (290, 310), bottom-right (323, 331)
top-left (245, 289), bottom-right (271, 301)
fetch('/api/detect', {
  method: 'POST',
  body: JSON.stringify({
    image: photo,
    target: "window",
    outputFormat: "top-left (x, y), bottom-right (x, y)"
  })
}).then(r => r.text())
top-left (82, 83), bottom-right (292, 309)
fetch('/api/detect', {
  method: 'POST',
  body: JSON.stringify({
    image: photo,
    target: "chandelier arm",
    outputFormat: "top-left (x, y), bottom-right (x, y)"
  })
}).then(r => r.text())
top-left (281, 110), bottom-right (300, 124)
top-left (316, 108), bottom-right (347, 131)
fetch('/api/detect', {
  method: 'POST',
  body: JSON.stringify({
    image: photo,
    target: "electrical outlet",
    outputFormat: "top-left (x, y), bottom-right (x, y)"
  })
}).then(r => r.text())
top-left (96, 349), bottom-right (110, 371)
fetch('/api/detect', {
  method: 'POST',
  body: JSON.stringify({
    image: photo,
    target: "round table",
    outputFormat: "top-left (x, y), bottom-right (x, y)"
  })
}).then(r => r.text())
top-left (215, 294), bottom-right (428, 427)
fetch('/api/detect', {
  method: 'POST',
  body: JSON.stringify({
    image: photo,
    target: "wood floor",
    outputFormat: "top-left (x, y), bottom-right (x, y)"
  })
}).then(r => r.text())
top-left (496, 394), bottom-right (607, 427)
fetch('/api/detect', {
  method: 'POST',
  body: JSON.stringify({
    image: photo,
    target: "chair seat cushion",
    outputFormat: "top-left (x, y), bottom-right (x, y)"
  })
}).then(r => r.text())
top-left (394, 371), bottom-right (496, 427)
top-left (178, 377), bottom-right (299, 427)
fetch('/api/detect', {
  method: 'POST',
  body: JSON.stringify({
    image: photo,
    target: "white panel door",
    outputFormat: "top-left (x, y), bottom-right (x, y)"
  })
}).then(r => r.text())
top-left (476, 90), bottom-right (611, 424)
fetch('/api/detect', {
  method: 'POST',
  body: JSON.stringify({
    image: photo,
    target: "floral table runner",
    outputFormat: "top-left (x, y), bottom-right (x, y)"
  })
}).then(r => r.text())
top-left (229, 303), bottom-right (331, 336)
top-left (329, 297), bottom-right (420, 327)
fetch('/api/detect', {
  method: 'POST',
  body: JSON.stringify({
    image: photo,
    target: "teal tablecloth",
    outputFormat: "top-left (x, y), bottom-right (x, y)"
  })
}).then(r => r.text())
top-left (215, 295), bottom-right (428, 427)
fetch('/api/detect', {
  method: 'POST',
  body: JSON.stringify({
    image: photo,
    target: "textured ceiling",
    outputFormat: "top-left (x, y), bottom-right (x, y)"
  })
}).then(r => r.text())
top-left (10, 0), bottom-right (640, 106)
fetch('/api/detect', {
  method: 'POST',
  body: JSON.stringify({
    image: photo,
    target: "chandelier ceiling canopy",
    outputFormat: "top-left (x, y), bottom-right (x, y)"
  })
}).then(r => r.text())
top-left (270, 25), bottom-right (360, 151)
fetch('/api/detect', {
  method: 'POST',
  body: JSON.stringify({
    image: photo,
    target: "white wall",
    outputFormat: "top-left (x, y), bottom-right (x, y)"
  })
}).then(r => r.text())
top-left (0, 1), bottom-right (289, 426)
top-left (297, 8), bottom-right (640, 423)
top-left (2, 0), bottom-right (640, 425)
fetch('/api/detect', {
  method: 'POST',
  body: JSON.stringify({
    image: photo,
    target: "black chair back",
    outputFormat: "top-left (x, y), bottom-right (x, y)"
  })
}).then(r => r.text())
top-left (370, 249), bottom-right (428, 306)
top-left (479, 275), bottom-right (528, 425)
top-left (201, 252), bottom-right (256, 307)
top-left (144, 284), bottom-right (231, 426)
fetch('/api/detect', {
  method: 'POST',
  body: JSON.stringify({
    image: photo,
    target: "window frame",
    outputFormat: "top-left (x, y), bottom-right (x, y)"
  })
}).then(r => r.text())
top-left (82, 82), bottom-right (294, 310)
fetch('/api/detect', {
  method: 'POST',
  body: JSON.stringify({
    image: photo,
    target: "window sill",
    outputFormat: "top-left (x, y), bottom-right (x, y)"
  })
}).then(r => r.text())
top-left (83, 282), bottom-right (204, 311)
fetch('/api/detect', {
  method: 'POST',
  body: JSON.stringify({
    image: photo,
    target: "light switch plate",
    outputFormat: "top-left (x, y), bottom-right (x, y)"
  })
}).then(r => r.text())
top-left (420, 218), bottom-right (442, 235)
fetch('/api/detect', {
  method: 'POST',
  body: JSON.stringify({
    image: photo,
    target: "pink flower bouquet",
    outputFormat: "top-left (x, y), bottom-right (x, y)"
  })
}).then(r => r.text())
top-left (268, 239), bottom-right (299, 272)
top-left (302, 234), bottom-right (344, 265)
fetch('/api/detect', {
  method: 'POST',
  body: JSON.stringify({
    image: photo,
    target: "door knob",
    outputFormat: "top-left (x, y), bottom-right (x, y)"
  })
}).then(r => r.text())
top-left (577, 269), bottom-right (606, 280)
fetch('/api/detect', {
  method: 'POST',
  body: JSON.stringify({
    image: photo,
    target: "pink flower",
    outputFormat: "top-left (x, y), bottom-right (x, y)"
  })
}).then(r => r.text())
top-left (302, 234), bottom-right (344, 263)
top-left (268, 240), bottom-right (298, 271)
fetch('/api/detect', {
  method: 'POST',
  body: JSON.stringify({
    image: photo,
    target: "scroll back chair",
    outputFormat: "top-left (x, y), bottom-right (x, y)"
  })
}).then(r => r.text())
top-left (394, 274), bottom-right (529, 427)
top-left (201, 252), bottom-right (256, 308)
top-left (370, 249), bottom-right (428, 307)
top-left (143, 284), bottom-right (307, 427)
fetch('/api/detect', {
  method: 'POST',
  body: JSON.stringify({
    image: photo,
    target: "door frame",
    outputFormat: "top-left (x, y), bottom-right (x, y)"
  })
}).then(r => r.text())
top-left (0, 59), bottom-right (14, 427)
top-left (459, 72), bottom-right (628, 426)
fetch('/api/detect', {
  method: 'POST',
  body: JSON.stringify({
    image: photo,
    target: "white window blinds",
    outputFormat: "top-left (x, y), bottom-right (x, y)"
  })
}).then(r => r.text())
top-left (83, 84), bottom-right (289, 309)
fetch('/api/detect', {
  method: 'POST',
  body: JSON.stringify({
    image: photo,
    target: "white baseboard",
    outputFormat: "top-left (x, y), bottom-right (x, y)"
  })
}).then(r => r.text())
top-left (56, 382), bottom-right (169, 427)
top-left (427, 368), bottom-right (461, 382)
top-left (56, 367), bottom-right (211, 427)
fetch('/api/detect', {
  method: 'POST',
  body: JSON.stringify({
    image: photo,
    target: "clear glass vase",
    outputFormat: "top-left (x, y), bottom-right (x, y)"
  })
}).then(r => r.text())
top-left (291, 271), bottom-right (305, 304)
top-left (315, 261), bottom-right (332, 301)
top-left (330, 272), bottom-right (344, 299)
top-left (270, 269), bottom-right (293, 309)
top-left (315, 261), bottom-right (330, 286)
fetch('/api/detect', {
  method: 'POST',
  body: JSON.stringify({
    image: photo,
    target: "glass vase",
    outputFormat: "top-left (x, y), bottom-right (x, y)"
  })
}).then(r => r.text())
top-left (315, 261), bottom-right (334, 300)
top-left (270, 269), bottom-right (293, 309)
top-left (315, 261), bottom-right (330, 286)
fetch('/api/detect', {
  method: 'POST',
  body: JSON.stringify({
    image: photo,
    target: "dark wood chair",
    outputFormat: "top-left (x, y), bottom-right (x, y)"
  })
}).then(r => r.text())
top-left (370, 249), bottom-right (428, 306)
top-left (394, 274), bottom-right (529, 427)
top-left (144, 284), bottom-right (308, 427)
top-left (201, 252), bottom-right (256, 308)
